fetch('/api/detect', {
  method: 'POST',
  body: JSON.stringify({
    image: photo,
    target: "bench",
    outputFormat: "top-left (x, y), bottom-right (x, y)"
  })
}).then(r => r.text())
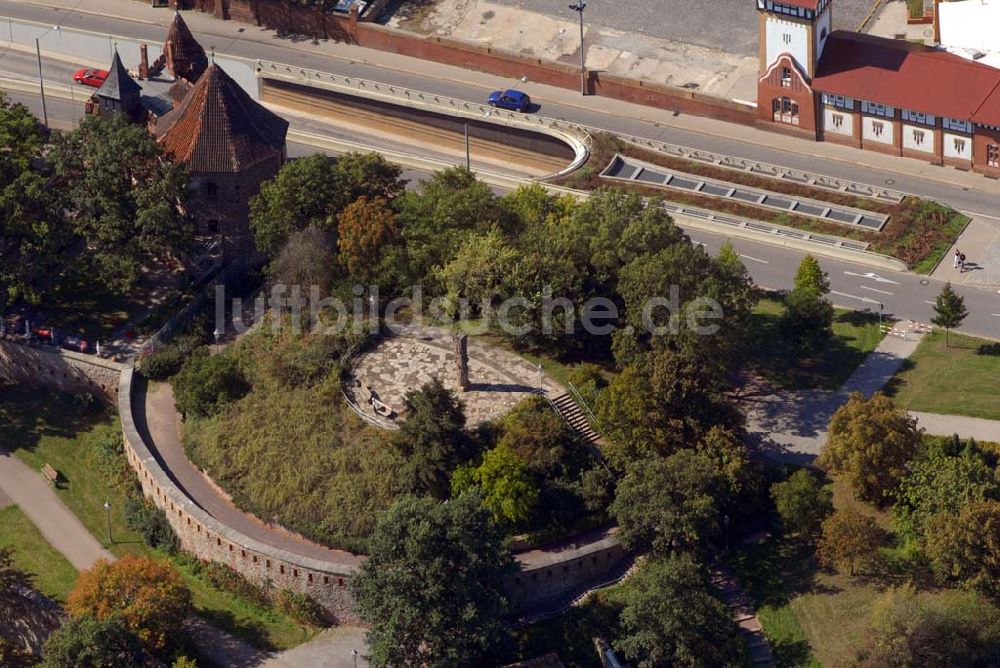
top-left (371, 397), bottom-right (393, 417)
top-left (41, 464), bottom-right (59, 485)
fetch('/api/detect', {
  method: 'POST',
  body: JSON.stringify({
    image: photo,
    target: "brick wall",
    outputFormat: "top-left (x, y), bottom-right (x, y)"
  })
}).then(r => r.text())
top-left (0, 337), bottom-right (122, 402)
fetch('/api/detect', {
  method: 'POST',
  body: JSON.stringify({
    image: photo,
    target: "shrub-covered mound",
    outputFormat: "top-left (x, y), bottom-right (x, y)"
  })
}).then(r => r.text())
top-left (181, 326), bottom-right (404, 553)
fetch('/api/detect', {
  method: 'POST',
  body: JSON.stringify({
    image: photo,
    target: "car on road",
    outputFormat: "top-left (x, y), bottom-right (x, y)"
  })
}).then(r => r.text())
top-left (73, 68), bottom-right (108, 87)
top-left (488, 89), bottom-right (532, 112)
top-left (61, 335), bottom-right (90, 353)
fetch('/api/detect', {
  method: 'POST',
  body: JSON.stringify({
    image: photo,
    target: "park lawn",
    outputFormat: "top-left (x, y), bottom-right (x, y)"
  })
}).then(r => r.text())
top-left (0, 387), bottom-right (320, 651)
top-left (0, 505), bottom-right (78, 602)
top-left (748, 297), bottom-right (884, 390)
top-left (887, 330), bottom-right (1000, 420)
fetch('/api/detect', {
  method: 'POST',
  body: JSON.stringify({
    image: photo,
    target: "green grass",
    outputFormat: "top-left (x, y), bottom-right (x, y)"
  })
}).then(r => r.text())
top-left (0, 386), bottom-right (320, 651)
top-left (0, 505), bottom-right (78, 602)
top-left (747, 297), bottom-right (885, 390)
top-left (886, 330), bottom-right (1000, 420)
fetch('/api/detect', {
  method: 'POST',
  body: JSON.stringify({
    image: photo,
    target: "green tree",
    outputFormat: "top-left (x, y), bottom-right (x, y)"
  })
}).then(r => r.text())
top-left (50, 114), bottom-right (190, 289)
top-left (40, 616), bottom-right (144, 668)
top-left (931, 282), bottom-right (968, 347)
top-left (334, 151), bottom-right (406, 205)
top-left (351, 494), bottom-right (513, 667)
top-left (779, 287), bottom-right (835, 356)
top-left (437, 229), bottom-right (521, 318)
top-left (249, 154), bottom-right (340, 255)
top-left (792, 254), bottom-right (830, 295)
top-left (497, 394), bottom-right (581, 479)
top-left (610, 450), bottom-right (723, 556)
top-left (452, 444), bottom-right (539, 526)
top-left (859, 584), bottom-right (1000, 668)
top-left (819, 392), bottom-right (922, 505)
top-left (817, 510), bottom-right (886, 576)
top-left (268, 226), bottom-right (338, 295)
top-left (173, 349), bottom-right (249, 419)
top-left (616, 553), bottom-right (743, 668)
top-left (892, 446), bottom-right (999, 540)
top-left (391, 379), bottom-right (470, 498)
top-left (924, 500), bottom-right (1000, 597)
top-left (771, 468), bottom-right (833, 540)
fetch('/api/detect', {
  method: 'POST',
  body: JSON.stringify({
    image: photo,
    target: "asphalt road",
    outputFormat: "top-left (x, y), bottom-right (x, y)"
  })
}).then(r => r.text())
top-left (1, 5), bottom-right (997, 338)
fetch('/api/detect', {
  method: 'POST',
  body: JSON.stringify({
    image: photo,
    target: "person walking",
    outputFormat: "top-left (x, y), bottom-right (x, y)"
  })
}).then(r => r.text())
top-left (954, 248), bottom-right (961, 268)
top-left (959, 252), bottom-right (967, 273)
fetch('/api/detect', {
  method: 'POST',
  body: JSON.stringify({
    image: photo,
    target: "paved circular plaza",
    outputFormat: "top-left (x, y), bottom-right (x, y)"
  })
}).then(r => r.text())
top-left (346, 325), bottom-right (563, 426)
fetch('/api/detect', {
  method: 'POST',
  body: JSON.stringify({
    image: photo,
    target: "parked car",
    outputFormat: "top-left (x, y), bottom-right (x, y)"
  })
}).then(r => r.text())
top-left (31, 326), bottom-right (53, 341)
top-left (73, 68), bottom-right (108, 87)
top-left (61, 335), bottom-right (90, 353)
top-left (488, 89), bottom-right (532, 112)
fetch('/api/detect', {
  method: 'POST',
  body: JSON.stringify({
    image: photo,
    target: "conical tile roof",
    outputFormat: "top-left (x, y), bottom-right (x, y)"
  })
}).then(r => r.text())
top-left (95, 50), bottom-right (141, 102)
top-left (165, 12), bottom-right (208, 83)
top-left (155, 64), bottom-right (288, 173)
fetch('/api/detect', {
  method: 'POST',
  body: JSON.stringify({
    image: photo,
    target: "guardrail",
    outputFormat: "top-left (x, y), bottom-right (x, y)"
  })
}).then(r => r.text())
top-left (612, 134), bottom-right (907, 203)
top-left (339, 332), bottom-right (400, 430)
top-left (255, 59), bottom-right (592, 180)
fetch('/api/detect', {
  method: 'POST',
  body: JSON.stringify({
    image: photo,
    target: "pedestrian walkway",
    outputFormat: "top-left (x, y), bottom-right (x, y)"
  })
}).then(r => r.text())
top-left (746, 330), bottom-right (926, 461)
top-left (909, 411), bottom-right (1000, 442)
top-left (0, 452), bottom-right (113, 570)
top-left (710, 564), bottom-right (774, 667)
top-left (931, 216), bottom-right (1000, 288)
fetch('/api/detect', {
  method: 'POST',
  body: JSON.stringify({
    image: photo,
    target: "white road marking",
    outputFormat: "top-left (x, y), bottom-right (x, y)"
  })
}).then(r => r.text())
top-left (831, 290), bottom-right (881, 305)
top-left (844, 271), bottom-right (899, 285)
top-left (992, 314), bottom-right (1000, 318)
top-left (739, 254), bottom-right (769, 264)
top-left (859, 285), bottom-right (894, 296)
top-left (924, 300), bottom-right (936, 305)
top-left (692, 240), bottom-right (707, 247)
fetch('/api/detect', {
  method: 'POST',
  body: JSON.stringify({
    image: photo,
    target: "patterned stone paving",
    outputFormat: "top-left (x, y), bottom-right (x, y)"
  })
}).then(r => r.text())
top-left (347, 325), bottom-right (562, 426)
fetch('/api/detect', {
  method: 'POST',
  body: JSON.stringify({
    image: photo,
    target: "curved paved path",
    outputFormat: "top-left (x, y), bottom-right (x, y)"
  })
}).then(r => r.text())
top-left (138, 381), bottom-right (362, 567)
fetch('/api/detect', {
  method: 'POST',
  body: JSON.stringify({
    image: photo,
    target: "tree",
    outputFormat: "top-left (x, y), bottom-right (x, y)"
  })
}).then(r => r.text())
top-left (390, 379), bottom-right (471, 498)
top-left (40, 616), bottom-right (144, 668)
top-left (268, 225), bottom-right (338, 295)
top-left (67, 556), bottom-right (192, 651)
top-left (610, 450), bottom-right (723, 556)
top-left (497, 395), bottom-right (581, 479)
top-left (924, 500), bottom-right (1000, 598)
top-left (616, 553), bottom-right (743, 667)
top-left (858, 584), bottom-right (1000, 668)
top-left (819, 392), bottom-right (921, 505)
top-left (249, 154), bottom-right (340, 255)
top-left (437, 229), bottom-right (521, 318)
top-left (779, 287), bottom-right (835, 356)
top-left (351, 494), bottom-right (513, 667)
top-left (452, 444), bottom-right (539, 526)
top-left (334, 151), bottom-right (406, 205)
top-left (792, 254), bottom-right (830, 295)
top-left (770, 468), bottom-right (833, 540)
top-left (337, 196), bottom-right (398, 284)
top-left (931, 282), bottom-right (968, 347)
top-left (892, 446), bottom-right (999, 541)
top-left (817, 510), bottom-right (885, 575)
top-left (50, 114), bottom-right (190, 290)
top-left (173, 349), bottom-right (250, 419)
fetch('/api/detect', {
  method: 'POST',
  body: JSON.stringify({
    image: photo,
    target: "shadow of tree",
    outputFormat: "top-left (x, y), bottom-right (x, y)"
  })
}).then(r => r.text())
top-left (977, 343), bottom-right (1000, 357)
top-left (879, 358), bottom-right (915, 397)
top-left (193, 609), bottom-right (276, 654)
top-left (772, 639), bottom-right (814, 667)
top-left (0, 386), bottom-right (108, 455)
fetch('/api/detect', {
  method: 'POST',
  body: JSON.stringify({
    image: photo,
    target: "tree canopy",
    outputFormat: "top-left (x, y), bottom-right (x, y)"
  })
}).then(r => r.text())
top-left (351, 493), bottom-right (513, 667)
top-left (771, 468), bottom-right (833, 540)
top-left (924, 499), bottom-right (1000, 598)
top-left (40, 616), bottom-right (144, 668)
top-left (931, 282), bottom-right (968, 347)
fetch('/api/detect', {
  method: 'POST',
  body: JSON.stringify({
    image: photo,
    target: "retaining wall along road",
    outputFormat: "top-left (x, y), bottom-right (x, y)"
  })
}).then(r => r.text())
top-left (0, 337), bottom-right (122, 402)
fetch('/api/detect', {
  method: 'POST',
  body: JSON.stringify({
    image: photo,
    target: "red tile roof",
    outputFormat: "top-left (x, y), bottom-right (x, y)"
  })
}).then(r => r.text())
top-left (781, 0), bottom-right (821, 9)
top-left (165, 12), bottom-right (208, 83)
top-left (815, 31), bottom-right (1000, 124)
top-left (155, 64), bottom-right (288, 174)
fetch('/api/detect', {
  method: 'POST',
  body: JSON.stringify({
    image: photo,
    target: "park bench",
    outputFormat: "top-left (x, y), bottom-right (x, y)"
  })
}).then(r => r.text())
top-left (41, 463), bottom-right (59, 485)
top-left (371, 397), bottom-right (393, 417)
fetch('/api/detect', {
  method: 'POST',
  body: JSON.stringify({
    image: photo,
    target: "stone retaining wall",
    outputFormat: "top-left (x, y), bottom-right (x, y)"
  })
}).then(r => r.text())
top-left (0, 337), bottom-right (122, 402)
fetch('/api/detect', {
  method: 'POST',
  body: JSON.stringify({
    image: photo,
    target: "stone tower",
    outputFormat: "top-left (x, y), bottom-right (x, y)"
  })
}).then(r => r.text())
top-left (92, 51), bottom-right (144, 123)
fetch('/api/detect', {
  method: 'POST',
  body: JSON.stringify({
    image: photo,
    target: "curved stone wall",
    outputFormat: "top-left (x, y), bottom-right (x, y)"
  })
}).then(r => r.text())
top-left (118, 363), bottom-right (629, 620)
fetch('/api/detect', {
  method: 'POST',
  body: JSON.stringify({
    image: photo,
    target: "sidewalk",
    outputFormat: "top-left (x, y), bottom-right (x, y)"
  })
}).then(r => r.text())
top-left (931, 216), bottom-right (1000, 287)
top-left (909, 411), bottom-right (1000, 442)
top-left (746, 331), bottom-right (925, 461)
top-left (5, 0), bottom-right (1000, 203)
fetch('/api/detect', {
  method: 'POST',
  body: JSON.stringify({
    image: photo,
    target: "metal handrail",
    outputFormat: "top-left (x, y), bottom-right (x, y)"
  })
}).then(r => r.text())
top-left (567, 381), bottom-right (599, 425)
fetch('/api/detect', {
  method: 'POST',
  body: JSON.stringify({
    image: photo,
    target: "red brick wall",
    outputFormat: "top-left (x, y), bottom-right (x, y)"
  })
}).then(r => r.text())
top-left (973, 125), bottom-right (1000, 177)
top-left (756, 55), bottom-right (818, 135)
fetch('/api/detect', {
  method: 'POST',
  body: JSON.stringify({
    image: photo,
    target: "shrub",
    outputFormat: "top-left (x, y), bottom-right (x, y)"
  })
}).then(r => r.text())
top-left (40, 616), bottom-right (144, 668)
top-left (770, 468), bottom-right (833, 540)
top-left (817, 510), bottom-right (886, 576)
top-left (274, 589), bottom-right (327, 627)
top-left (580, 465), bottom-right (615, 513)
top-left (123, 499), bottom-right (179, 554)
top-left (140, 331), bottom-right (206, 380)
top-left (86, 426), bottom-right (136, 497)
top-left (200, 562), bottom-right (269, 608)
top-left (173, 349), bottom-right (249, 419)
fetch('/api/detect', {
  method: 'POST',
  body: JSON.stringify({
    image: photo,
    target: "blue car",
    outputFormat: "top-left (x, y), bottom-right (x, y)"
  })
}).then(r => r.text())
top-left (488, 89), bottom-right (532, 112)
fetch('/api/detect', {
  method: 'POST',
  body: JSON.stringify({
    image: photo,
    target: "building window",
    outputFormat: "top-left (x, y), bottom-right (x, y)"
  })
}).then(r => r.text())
top-left (871, 121), bottom-right (885, 137)
top-left (861, 101), bottom-right (895, 118)
top-left (912, 129), bottom-right (925, 146)
top-left (781, 67), bottom-right (792, 87)
top-left (202, 181), bottom-right (218, 201)
top-left (902, 109), bottom-right (936, 126)
top-left (943, 117), bottom-right (973, 133)
top-left (783, 33), bottom-right (792, 45)
top-left (831, 113), bottom-right (844, 129)
top-left (822, 93), bottom-right (854, 110)
top-left (954, 138), bottom-right (967, 155)
top-left (773, 97), bottom-right (799, 126)
top-left (989, 144), bottom-right (1000, 168)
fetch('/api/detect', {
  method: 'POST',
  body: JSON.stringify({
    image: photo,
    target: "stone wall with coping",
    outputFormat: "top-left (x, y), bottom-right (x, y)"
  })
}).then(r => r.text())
top-left (0, 337), bottom-right (122, 402)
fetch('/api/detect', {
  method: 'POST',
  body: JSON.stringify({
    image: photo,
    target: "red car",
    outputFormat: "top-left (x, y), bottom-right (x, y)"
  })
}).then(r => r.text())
top-left (73, 68), bottom-right (108, 87)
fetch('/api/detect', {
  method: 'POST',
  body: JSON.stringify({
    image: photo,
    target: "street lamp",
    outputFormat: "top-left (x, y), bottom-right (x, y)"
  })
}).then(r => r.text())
top-left (464, 121), bottom-right (471, 171)
top-left (537, 363), bottom-right (544, 394)
top-left (103, 501), bottom-right (112, 545)
top-left (35, 37), bottom-right (48, 127)
top-left (352, 649), bottom-right (359, 668)
top-left (568, 2), bottom-right (587, 95)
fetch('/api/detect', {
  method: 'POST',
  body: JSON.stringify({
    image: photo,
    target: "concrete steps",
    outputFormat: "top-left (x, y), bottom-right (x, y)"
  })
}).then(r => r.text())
top-left (549, 393), bottom-right (602, 446)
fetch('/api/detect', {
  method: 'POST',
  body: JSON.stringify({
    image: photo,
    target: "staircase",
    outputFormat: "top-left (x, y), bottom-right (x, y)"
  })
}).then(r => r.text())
top-left (549, 392), bottom-right (602, 446)
top-left (710, 565), bottom-right (776, 667)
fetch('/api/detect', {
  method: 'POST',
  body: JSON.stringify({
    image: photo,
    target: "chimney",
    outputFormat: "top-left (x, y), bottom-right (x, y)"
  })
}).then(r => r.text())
top-left (139, 44), bottom-right (149, 80)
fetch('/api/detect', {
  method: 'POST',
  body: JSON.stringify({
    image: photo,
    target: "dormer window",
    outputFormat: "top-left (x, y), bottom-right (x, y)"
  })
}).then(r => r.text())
top-left (781, 67), bottom-right (793, 87)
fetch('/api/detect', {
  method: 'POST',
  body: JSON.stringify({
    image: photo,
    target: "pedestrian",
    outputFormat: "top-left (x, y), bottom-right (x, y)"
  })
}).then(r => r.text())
top-left (954, 248), bottom-right (961, 268)
top-left (960, 252), bottom-right (967, 272)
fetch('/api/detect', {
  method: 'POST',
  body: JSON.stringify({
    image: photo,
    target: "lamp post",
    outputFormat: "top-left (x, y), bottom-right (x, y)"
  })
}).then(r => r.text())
top-left (351, 649), bottom-right (358, 668)
top-left (103, 501), bottom-right (112, 545)
top-left (537, 363), bottom-right (544, 394)
top-left (464, 122), bottom-right (471, 171)
top-left (568, 2), bottom-right (587, 95)
top-left (35, 37), bottom-right (48, 127)
top-left (878, 302), bottom-right (884, 333)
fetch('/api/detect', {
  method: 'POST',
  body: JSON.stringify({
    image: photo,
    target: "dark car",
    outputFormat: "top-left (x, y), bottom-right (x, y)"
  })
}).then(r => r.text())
top-left (73, 68), bottom-right (108, 87)
top-left (488, 89), bottom-right (532, 112)
top-left (61, 335), bottom-right (90, 353)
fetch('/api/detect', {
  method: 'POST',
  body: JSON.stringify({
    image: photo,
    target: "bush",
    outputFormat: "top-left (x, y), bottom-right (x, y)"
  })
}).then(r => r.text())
top-left (580, 465), bottom-right (616, 513)
top-left (123, 499), bottom-right (179, 554)
top-left (567, 363), bottom-right (608, 407)
top-left (173, 349), bottom-right (249, 419)
top-left (199, 562), bottom-right (269, 608)
top-left (86, 426), bottom-right (136, 497)
top-left (140, 331), bottom-right (206, 381)
top-left (817, 510), bottom-right (886, 576)
top-left (274, 589), bottom-right (327, 627)
top-left (40, 616), bottom-right (144, 668)
top-left (770, 468), bottom-right (833, 540)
